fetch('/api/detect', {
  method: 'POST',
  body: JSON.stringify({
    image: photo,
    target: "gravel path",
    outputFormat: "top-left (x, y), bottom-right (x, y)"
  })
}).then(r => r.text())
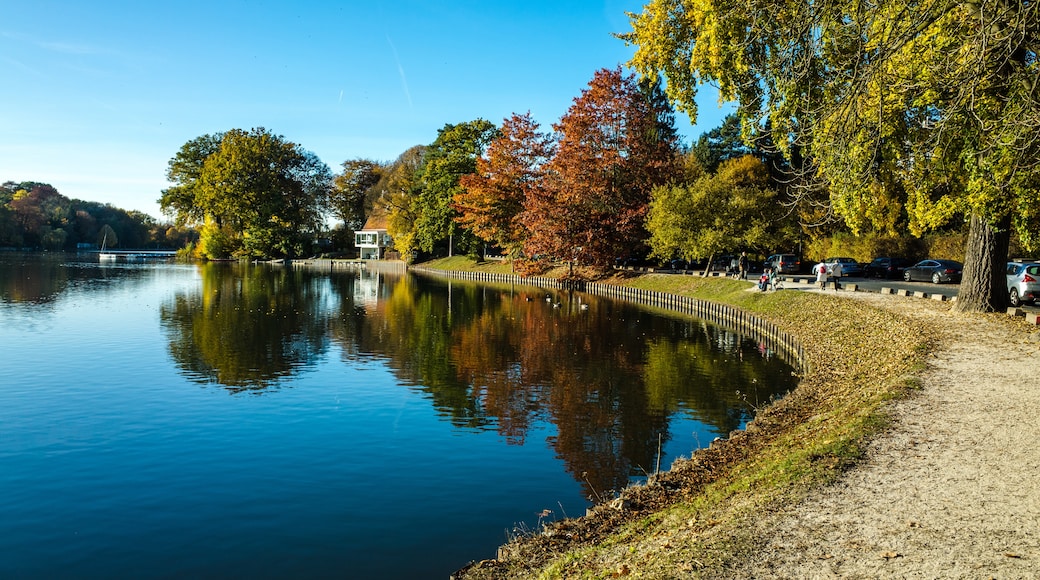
top-left (741, 293), bottom-right (1040, 578)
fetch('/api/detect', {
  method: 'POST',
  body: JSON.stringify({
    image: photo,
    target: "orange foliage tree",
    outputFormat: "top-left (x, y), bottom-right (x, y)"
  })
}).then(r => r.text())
top-left (521, 67), bottom-right (683, 267)
top-left (455, 112), bottom-right (556, 259)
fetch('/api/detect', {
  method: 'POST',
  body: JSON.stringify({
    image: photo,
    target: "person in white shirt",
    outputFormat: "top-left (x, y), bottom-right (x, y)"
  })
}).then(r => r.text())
top-left (831, 261), bottom-right (843, 289)
top-left (814, 262), bottom-right (828, 289)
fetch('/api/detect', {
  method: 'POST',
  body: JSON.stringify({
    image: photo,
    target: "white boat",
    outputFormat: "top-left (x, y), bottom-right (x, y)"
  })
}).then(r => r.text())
top-left (99, 232), bottom-right (117, 261)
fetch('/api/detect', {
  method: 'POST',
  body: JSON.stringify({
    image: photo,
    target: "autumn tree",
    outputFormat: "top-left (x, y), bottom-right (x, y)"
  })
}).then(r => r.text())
top-left (413, 119), bottom-right (499, 256)
top-left (455, 112), bottom-right (556, 259)
top-left (646, 155), bottom-right (780, 271)
top-left (522, 68), bottom-right (683, 267)
top-left (623, 0), bottom-right (1040, 312)
top-left (160, 127), bottom-right (332, 259)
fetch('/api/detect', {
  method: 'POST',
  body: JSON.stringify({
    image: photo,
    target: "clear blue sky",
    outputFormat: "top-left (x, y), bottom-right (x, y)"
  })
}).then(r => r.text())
top-left (1, 0), bottom-right (733, 221)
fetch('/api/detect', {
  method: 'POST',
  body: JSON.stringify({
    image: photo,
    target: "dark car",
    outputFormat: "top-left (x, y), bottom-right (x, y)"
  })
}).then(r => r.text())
top-left (766, 253), bottom-right (801, 274)
top-left (864, 257), bottom-right (913, 279)
top-left (669, 258), bottom-right (689, 271)
top-left (710, 254), bottom-right (736, 272)
top-left (903, 259), bottom-right (963, 284)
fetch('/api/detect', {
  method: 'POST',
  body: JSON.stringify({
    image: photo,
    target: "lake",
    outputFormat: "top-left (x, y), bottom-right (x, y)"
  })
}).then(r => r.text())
top-left (0, 254), bottom-right (797, 578)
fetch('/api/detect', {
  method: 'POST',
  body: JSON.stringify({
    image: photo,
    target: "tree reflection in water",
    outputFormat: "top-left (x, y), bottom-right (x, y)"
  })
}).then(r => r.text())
top-left (328, 272), bottom-right (797, 499)
top-left (161, 263), bottom-right (331, 392)
top-left (161, 265), bottom-right (795, 498)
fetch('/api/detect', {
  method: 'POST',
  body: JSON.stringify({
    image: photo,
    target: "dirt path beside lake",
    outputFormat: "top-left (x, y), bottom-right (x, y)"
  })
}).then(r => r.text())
top-left (737, 292), bottom-right (1040, 578)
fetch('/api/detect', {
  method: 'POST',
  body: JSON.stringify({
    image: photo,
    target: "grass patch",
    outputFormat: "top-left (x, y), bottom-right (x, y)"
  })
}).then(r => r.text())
top-left (425, 258), bottom-right (934, 579)
top-left (423, 256), bottom-right (518, 275)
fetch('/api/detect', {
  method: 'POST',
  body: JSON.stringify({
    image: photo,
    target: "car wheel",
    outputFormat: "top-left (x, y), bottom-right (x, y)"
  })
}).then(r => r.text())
top-left (904, 270), bottom-right (912, 282)
top-left (1010, 288), bottom-right (1021, 307)
top-left (931, 272), bottom-right (942, 284)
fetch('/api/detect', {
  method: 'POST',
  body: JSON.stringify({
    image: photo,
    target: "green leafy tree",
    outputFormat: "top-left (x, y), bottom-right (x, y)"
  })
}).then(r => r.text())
top-left (379, 145), bottom-right (427, 259)
top-left (522, 68), bottom-right (683, 267)
top-left (413, 119), bottom-right (499, 256)
top-left (455, 112), bottom-right (556, 259)
top-left (646, 155), bottom-right (779, 270)
top-left (623, 0), bottom-right (1040, 312)
top-left (159, 133), bottom-right (224, 227)
top-left (331, 159), bottom-right (383, 232)
top-left (692, 114), bottom-right (749, 174)
top-left (160, 128), bottom-right (332, 259)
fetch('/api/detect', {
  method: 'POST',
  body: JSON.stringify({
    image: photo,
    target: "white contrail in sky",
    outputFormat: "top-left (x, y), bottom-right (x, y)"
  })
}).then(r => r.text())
top-left (385, 35), bottom-right (413, 109)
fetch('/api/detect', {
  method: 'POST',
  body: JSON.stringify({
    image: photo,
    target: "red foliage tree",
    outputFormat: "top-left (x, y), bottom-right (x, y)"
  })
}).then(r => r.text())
top-left (455, 112), bottom-right (555, 257)
top-left (521, 67), bottom-right (682, 267)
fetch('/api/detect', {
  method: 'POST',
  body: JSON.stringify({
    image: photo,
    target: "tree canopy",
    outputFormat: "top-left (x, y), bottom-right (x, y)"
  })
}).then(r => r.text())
top-left (521, 67), bottom-right (683, 266)
top-left (379, 145), bottom-right (427, 258)
top-left (0, 181), bottom-right (178, 251)
top-left (330, 159), bottom-right (383, 232)
top-left (646, 155), bottom-right (780, 268)
top-left (455, 112), bottom-right (555, 258)
top-left (691, 113), bottom-right (749, 173)
top-left (412, 119), bottom-right (499, 256)
top-left (160, 127), bottom-right (332, 259)
top-left (623, 0), bottom-right (1040, 311)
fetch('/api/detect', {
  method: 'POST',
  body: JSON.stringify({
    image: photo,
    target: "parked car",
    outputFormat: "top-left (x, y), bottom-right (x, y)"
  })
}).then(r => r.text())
top-left (766, 253), bottom-right (801, 274)
top-left (709, 254), bottom-right (737, 272)
top-left (903, 259), bottom-right (963, 284)
top-left (823, 257), bottom-right (863, 277)
top-left (863, 257), bottom-right (913, 279)
top-left (614, 255), bottom-right (647, 269)
top-left (1006, 261), bottom-right (1040, 306)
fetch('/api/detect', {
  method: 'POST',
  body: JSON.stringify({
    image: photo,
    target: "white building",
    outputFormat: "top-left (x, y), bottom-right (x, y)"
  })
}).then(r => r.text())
top-left (353, 215), bottom-right (392, 260)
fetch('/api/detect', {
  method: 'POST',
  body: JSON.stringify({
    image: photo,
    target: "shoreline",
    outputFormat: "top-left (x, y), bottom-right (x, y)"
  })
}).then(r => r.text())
top-left (316, 258), bottom-right (1040, 577)
top-left (410, 259), bottom-right (930, 578)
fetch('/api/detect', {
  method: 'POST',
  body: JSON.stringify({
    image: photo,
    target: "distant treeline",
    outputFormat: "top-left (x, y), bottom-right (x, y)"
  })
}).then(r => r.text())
top-left (0, 181), bottom-right (196, 251)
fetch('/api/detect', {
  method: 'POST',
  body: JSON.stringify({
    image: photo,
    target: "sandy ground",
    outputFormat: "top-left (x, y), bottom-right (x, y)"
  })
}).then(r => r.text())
top-left (738, 290), bottom-right (1040, 579)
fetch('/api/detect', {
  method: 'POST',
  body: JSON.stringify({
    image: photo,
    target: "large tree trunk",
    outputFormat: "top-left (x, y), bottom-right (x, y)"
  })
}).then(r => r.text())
top-left (953, 213), bottom-right (1011, 313)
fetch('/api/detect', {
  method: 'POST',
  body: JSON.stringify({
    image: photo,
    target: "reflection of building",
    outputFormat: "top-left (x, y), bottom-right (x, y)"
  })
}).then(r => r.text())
top-left (354, 214), bottom-right (392, 260)
top-left (354, 269), bottom-right (382, 307)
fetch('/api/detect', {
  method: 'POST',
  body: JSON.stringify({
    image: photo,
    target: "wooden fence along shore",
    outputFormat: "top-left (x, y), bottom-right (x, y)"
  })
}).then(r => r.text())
top-left (408, 265), bottom-right (806, 372)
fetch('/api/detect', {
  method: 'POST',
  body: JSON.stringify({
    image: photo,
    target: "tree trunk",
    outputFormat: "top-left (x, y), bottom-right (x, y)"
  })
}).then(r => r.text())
top-left (953, 213), bottom-right (1010, 313)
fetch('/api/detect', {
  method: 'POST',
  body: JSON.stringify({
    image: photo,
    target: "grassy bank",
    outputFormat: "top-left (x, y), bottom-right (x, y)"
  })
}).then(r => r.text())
top-left (419, 258), bottom-right (933, 579)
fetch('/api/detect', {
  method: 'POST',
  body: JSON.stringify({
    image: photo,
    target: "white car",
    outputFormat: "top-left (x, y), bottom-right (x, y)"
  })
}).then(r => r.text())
top-left (1007, 261), bottom-right (1040, 307)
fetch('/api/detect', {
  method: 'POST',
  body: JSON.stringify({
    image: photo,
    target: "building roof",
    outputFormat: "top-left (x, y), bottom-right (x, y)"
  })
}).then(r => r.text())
top-left (360, 213), bottom-right (388, 231)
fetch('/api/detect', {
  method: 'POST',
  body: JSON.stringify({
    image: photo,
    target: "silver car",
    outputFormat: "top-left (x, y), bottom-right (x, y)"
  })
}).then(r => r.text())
top-left (1007, 261), bottom-right (1040, 307)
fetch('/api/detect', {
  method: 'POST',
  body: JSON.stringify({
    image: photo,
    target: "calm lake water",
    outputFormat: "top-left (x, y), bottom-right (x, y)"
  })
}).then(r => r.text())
top-left (0, 253), bottom-right (797, 578)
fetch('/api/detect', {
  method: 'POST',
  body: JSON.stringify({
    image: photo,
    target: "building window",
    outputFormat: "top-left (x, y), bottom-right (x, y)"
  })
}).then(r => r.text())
top-left (355, 232), bottom-right (378, 246)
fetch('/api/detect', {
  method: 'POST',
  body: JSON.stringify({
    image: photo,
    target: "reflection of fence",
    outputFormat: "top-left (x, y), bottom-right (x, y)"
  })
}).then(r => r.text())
top-left (288, 259), bottom-right (408, 274)
top-left (410, 266), bottom-right (805, 372)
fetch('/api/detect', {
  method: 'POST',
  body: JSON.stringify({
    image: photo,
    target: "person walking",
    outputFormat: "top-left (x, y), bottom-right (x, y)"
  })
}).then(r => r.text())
top-left (738, 251), bottom-right (749, 280)
top-left (814, 261), bottom-right (828, 290)
top-left (831, 260), bottom-right (843, 290)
